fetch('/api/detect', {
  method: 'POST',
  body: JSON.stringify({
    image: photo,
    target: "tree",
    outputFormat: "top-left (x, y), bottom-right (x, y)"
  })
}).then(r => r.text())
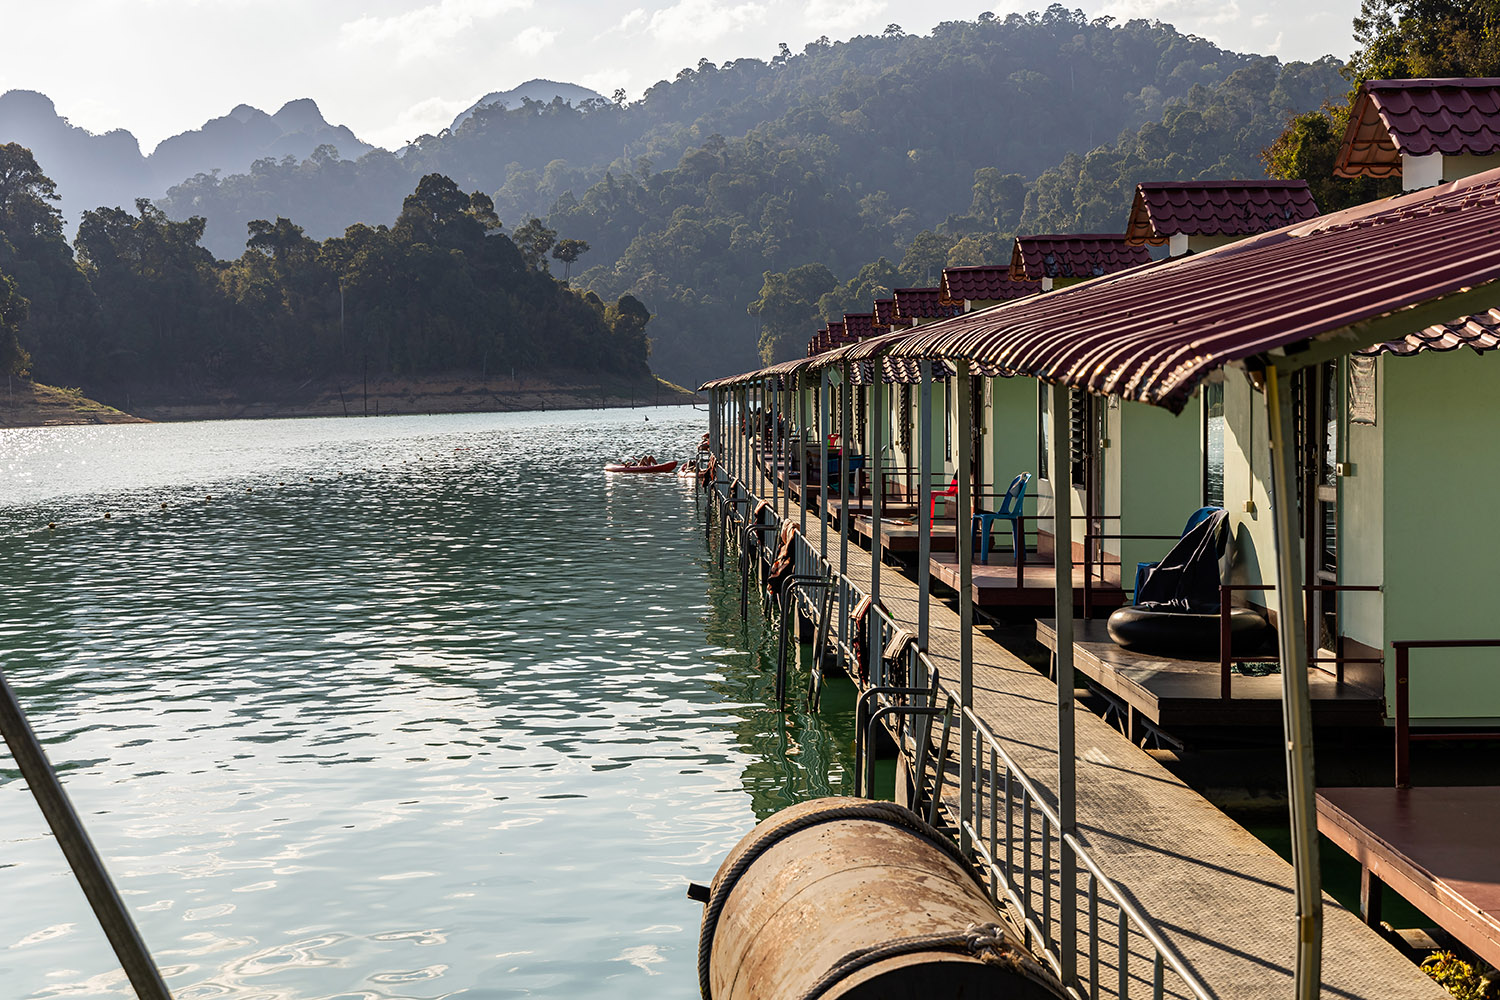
top-left (551, 238), bottom-right (591, 279)
top-left (0, 269), bottom-right (30, 376)
top-left (0, 143), bottom-right (64, 245)
top-left (513, 217), bottom-right (557, 270)
top-left (1349, 0), bottom-right (1500, 82)
top-left (748, 262), bottom-right (837, 363)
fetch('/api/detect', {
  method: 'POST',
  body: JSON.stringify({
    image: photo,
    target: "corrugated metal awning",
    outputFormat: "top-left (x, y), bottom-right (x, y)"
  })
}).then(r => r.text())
top-left (882, 168), bottom-right (1500, 412)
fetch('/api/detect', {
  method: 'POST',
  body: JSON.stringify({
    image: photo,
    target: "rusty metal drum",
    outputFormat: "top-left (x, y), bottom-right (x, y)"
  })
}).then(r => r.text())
top-left (695, 797), bottom-right (1067, 1000)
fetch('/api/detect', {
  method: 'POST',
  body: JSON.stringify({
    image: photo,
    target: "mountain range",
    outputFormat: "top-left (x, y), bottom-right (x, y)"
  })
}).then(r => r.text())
top-left (0, 80), bottom-right (595, 230)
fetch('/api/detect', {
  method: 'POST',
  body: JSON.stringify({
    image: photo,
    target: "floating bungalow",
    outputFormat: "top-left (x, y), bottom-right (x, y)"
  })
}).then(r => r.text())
top-left (696, 77), bottom-right (1500, 1000)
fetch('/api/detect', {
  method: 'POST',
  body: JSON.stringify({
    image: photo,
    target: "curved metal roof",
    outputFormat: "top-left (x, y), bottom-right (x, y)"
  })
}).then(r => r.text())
top-left (883, 168), bottom-right (1500, 412)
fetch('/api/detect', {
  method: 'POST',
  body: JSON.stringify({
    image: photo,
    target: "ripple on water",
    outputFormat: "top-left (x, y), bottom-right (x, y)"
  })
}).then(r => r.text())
top-left (0, 408), bottom-right (857, 999)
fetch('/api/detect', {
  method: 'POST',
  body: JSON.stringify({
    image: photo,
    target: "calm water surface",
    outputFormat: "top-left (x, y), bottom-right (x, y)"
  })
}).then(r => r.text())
top-left (0, 406), bottom-right (856, 999)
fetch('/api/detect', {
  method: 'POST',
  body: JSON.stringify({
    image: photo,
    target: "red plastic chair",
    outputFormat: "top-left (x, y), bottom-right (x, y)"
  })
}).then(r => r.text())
top-left (929, 474), bottom-right (959, 520)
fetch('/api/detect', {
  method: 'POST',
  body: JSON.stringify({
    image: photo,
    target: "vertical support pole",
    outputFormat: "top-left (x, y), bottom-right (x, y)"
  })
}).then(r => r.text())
top-left (956, 360), bottom-right (973, 854)
top-left (840, 362), bottom-right (852, 583)
top-left (918, 361), bottom-right (933, 653)
top-left (1050, 383), bottom-right (1078, 986)
top-left (820, 369), bottom-right (830, 565)
top-left (1265, 365), bottom-right (1323, 1000)
top-left (0, 672), bottom-right (174, 1000)
top-left (769, 376), bottom-right (779, 511)
top-left (797, 374), bottom-right (807, 536)
top-left (870, 369), bottom-right (885, 687)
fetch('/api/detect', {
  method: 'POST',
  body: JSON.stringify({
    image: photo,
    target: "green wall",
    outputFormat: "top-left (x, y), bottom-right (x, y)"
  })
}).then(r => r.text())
top-left (1115, 397), bottom-right (1203, 597)
top-left (1382, 350), bottom-right (1500, 721)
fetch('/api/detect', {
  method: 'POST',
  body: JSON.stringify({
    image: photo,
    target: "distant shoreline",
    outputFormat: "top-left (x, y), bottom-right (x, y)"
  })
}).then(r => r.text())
top-left (0, 373), bottom-right (699, 429)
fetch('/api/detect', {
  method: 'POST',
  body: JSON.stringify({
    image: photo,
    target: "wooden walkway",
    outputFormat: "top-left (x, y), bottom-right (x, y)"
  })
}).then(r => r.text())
top-left (732, 453), bottom-right (1444, 1000)
top-left (1037, 619), bottom-right (1385, 735)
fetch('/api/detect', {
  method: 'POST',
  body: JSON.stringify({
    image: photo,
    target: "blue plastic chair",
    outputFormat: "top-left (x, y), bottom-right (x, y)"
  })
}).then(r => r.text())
top-left (972, 472), bottom-right (1031, 565)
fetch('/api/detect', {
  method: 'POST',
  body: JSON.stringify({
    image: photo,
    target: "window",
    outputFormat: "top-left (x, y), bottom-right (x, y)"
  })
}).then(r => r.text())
top-left (1203, 381), bottom-right (1224, 508)
top-left (898, 384), bottom-right (912, 452)
top-left (1068, 390), bottom-right (1090, 487)
top-left (1037, 383), bottom-right (1050, 480)
top-left (944, 379), bottom-right (953, 461)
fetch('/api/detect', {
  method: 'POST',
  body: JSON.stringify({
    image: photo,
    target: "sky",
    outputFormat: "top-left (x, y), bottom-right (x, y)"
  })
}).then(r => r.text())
top-left (3, 0), bottom-right (1363, 153)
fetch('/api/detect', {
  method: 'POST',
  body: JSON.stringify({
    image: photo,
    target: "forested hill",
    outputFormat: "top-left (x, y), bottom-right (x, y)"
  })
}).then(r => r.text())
top-left (146, 10), bottom-right (1342, 384)
top-left (3, 7), bottom-right (1349, 390)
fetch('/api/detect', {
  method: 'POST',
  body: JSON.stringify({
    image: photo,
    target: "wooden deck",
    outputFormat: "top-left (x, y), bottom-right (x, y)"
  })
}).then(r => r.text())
top-left (733, 452), bottom-right (1444, 1000)
top-left (1318, 786), bottom-right (1500, 971)
top-left (929, 552), bottom-right (1130, 611)
top-left (1036, 619), bottom-right (1386, 736)
top-left (851, 515), bottom-right (957, 553)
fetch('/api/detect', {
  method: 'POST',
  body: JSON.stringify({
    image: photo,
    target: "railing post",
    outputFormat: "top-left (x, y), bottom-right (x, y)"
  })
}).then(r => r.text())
top-left (1220, 584), bottom-right (1232, 700)
top-left (1050, 381), bottom-right (1077, 987)
top-left (1265, 365), bottom-right (1322, 1000)
top-left (957, 360), bottom-right (974, 854)
top-left (1394, 643), bottom-right (1411, 789)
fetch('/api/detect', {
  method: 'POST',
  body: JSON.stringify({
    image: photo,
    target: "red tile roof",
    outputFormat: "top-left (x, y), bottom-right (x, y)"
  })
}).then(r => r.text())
top-left (1124, 181), bottom-right (1321, 244)
top-left (879, 167), bottom-right (1500, 412)
top-left (1010, 235), bottom-right (1152, 281)
top-left (940, 266), bottom-right (1038, 304)
top-left (872, 298), bottom-right (897, 330)
top-left (842, 313), bottom-right (877, 339)
top-left (1368, 309), bottom-right (1500, 357)
top-left (892, 287), bottom-right (963, 322)
top-left (1337, 78), bottom-right (1500, 180)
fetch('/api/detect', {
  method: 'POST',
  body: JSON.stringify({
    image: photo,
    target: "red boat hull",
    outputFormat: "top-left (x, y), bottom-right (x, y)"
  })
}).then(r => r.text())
top-left (604, 461), bottom-right (679, 474)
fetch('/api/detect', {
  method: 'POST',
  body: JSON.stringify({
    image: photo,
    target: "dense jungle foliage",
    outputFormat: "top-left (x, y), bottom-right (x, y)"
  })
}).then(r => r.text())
top-left (147, 8), bottom-right (1346, 383)
top-left (11, 3), bottom-right (1467, 392)
top-left (1263, 0), bottom-right (1500, 211)
top-left (0, 145), bottom-right (650, 398)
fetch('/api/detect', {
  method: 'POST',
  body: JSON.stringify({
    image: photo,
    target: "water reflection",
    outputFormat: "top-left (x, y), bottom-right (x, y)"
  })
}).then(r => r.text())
top-left (0, 407), bottom-right (856, 999)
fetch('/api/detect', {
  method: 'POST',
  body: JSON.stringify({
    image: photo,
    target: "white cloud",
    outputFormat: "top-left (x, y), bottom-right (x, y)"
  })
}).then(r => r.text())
top-left (615, 7), bottom-right (648, 32)
top-left (367, 95), bottom-right (477, 147)
top-left (339, 0), bottom-right (534, 63)
top-left (804, 0), bottom-right (887, 34)
top-left (514, 25), bottom-right (558, 53)
top-left (1097, 0), bottom-right (1243, 31)
top-left (647, 0), bottom-right (768, 45)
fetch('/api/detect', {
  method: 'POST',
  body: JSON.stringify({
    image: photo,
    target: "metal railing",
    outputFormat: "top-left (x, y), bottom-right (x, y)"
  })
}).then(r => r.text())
top-left (708, 455), bottom-right (1209, 1000)
top-left (1216, 584), bottom-right (1383, 699)
top-left (1393, 638), bottom-right (1500, 788)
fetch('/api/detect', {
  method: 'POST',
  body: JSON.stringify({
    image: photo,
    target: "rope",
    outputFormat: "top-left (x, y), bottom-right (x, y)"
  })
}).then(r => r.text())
top-left (794, 922), bottom-right (1024, 1000)
top-left (696, 800), bottom-right (982, 1000)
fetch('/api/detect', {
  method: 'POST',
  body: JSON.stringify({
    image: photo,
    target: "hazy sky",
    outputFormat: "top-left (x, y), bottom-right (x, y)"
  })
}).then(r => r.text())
top-left (5, 0), bottom-right (1361, 152)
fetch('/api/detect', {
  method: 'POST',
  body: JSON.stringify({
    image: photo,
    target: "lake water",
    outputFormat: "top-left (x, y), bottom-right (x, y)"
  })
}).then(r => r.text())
top-left (0, 406), bottom-right (857, 999)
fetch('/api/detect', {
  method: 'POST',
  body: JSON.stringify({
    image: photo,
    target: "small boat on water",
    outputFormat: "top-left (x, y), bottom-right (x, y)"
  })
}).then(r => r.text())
top-left (604, 460), bottom-right (678, 474)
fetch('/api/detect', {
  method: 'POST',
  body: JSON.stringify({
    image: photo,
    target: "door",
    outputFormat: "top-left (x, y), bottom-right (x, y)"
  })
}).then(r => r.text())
top-left (1299, 362), bottom-right (1339, 659)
